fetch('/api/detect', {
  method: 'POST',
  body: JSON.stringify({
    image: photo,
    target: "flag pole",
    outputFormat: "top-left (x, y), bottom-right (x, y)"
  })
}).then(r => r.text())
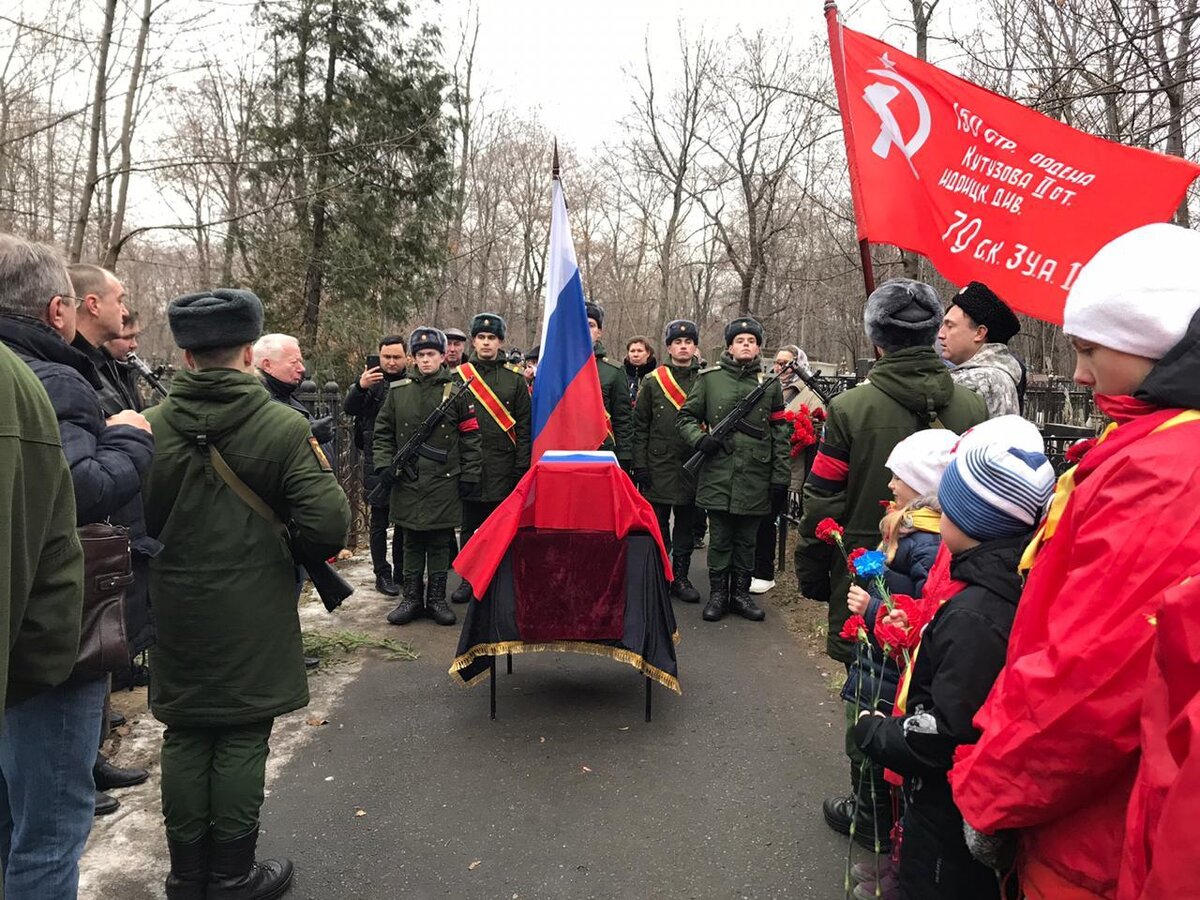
top-left (552, 138), bottom-right (560, 181)
top-left (824, 0), bottom-right (876, 298)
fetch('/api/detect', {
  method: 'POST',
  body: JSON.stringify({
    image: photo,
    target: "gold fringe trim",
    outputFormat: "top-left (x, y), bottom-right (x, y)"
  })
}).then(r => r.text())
top-left (449, 639), bottom-right (681, 695)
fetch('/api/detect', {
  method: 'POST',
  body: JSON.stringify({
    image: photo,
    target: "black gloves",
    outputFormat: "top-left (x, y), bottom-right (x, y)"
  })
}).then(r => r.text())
top-left (374, 466), bottom-right (396, 489)
top-left (458, 480), bottom-right (481, 501)
top-left (696, 435), bottom-right (725, 457)
top-left (631, 468), bottom-right (652, 491)
top-left (770, 483), bottom-right (788, 515)
top-left (310, 416), bottom-right (335, 445)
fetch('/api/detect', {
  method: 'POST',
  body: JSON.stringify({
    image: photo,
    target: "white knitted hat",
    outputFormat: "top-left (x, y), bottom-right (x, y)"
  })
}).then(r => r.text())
top-left (1063, 223), bottom-right (1200, 360)
top-left (885, 429), bottom-right (960, 498)
top-left (954, 415), bottom-right (1045, 457)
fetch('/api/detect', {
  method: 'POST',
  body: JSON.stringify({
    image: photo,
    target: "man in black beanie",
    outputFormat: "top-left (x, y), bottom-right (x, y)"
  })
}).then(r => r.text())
top-left (938, 281), bottom-right (1024, 417)
top-left (143, 288), bottom-right (350, 900)
top-left (795, 278), bottom-right (986, 853)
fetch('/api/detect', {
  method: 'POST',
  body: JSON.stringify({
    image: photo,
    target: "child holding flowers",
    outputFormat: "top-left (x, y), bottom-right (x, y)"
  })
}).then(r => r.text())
top-left (853, 443), bottom-right (1054, 899)
top-left (828, 431), bottom-right (958, 866)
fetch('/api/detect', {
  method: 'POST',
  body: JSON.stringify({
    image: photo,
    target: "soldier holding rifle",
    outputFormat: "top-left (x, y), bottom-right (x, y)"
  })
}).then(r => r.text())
top-left (373, 327), bottom-right (482, 627)
top-left (677, 317), bottom-right (791, 623)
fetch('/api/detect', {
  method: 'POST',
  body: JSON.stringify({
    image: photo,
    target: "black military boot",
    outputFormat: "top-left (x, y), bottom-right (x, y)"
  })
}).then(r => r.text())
top-left (702, 570), bottom-right (730, 622)
top-left (386, 576), bottom-right (423, 626)
top-left (822, 764), bottom-right (860, 836)
top-left (669, 556), bottom-right (700, 603)
top-left (450, 577), bottom-right (473, 604)
top-left (94, 751), bottom-right (149, 790)
top-left (374, 573), bottom-right (399, 597)
top-left (425, 572), bottom-right (457, 626)
top-left (165, 833), bottom-right (208, 900)
top-left (729, 570), bottom-right (766, 621)
top-left (207, 827), bottom-right (293, 900)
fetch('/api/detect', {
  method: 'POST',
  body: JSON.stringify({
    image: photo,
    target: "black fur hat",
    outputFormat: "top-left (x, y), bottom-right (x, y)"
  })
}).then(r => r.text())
top-left (724, 316), bottom-right (764, 346)
top-left (168, 289), bottom-right (263, 351)
top-left (409, 326), bottom-right (447, 356)
top-left (470, 312), bottom-right (507, 340)
top-left (952, 282), bottom-right (1020, 344)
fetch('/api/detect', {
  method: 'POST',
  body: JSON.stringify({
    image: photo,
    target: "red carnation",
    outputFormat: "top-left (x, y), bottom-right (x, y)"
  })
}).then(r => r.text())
top-left (847, 547), bottom-right (869, 574)
top-left (1065, 436), bottom-right (1098, 465)
top-left (812, 407), bottom-right (827, 422)
top-left (815, 518), bottom-right (845, 545)
top-left (891, 593), bottom-right (932, 634)
top-left (839, 614), bottom-right (868, 641)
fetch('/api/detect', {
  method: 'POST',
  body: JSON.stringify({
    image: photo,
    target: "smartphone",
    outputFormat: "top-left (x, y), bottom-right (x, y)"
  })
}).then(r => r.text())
top-left (366, 354), bottom-right (381, 370)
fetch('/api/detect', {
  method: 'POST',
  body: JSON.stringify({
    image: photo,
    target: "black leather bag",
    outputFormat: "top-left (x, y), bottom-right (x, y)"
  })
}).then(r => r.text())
top-left (73, 523), bottom-right (133, 678)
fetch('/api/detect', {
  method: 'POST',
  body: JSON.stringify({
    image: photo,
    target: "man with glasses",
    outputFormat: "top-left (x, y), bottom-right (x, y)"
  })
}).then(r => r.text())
top-left (0, 235), bottom-right (154, 896)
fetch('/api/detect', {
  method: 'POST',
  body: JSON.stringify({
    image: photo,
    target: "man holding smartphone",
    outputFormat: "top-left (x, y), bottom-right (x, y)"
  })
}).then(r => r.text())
top-left (343, 335), bottom-right (408, 596)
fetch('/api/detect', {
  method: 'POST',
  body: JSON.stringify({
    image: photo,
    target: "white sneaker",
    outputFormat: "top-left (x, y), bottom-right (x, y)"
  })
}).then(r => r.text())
top-left (749, 578), bottom-right (775, 594)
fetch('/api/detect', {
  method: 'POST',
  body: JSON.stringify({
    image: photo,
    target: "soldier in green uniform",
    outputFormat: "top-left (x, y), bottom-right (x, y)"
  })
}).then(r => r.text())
top-left (632, 318), bottom-right (703, 604)
top-left (143, 289), bottom-right (351, 900)
top-left (374, 327), bottom-right (482, 627)
top-left (677, 317), bottom-right (789, 623)
top-left (586, 302), bottom-right (634, 466)
top-left (450, 313), bottom-right (531, 603)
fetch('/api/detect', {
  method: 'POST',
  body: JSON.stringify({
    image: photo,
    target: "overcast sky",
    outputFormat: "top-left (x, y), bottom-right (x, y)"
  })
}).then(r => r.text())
top-left (432, 0), bottom-right (931, 154)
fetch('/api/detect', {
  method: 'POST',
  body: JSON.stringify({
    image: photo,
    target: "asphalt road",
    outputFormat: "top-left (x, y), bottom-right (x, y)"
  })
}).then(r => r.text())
top-left (258, 575), bottom-right (854, 900)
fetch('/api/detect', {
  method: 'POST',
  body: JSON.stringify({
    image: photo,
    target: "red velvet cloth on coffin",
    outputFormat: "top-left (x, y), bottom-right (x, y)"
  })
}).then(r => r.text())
top-left (513, 531), bottom-right (627, 641)
top-left (452, 453), bottom-right (673, 599)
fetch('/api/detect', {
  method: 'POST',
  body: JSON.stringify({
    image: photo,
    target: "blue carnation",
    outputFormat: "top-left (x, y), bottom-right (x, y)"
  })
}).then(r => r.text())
top-left (853, 550), bottom-right (887, 578)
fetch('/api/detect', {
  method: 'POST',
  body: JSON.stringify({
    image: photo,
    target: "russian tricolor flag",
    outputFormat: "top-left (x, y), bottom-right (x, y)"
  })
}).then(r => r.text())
top-left (530, 175), bottom-right (608, 462)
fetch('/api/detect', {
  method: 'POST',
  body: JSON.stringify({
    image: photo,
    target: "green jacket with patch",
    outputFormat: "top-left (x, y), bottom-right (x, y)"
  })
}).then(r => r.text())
top-left (373, 364), bottom-right (482, 530)
top-left (143, 368), bottom-right (351, 727)
top-left (456, 356), bottom-right (531, 502)
top-left (632, 359), bottom-right (701, 506)
top-left (676, 353), bottom-right (790, 516)
top-left (595, 341), bottom-right (634, 462)
top-left (796, 346), bottom-right (988, 663)
top-left (0, 341), bottom-right (84, 708)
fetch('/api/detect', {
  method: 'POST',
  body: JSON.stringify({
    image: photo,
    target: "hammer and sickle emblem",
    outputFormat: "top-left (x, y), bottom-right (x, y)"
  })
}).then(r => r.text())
top-left (862, 53), bottom-right (931, 178)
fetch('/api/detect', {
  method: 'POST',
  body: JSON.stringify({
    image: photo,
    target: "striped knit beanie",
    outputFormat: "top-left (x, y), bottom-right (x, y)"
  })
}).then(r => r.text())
top-left (938, 444), bottom-right (1054, 541)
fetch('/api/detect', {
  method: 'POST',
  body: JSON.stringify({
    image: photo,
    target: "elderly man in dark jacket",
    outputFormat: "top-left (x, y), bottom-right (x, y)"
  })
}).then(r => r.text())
top-left (0, 235), bottom-right (155, 899)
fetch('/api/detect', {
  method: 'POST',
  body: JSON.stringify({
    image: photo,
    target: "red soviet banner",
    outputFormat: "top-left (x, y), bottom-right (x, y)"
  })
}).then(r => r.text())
top-left (826, 5), bottom-right (1200, 325)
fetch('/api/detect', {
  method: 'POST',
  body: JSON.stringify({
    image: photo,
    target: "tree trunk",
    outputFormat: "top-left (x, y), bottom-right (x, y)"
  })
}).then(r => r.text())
top-left (103, 0), bottom-right (152, 268)
top-left (300, 3), bottom-right (338, 346)
top-left (71, 0), bottom-right (118, 263)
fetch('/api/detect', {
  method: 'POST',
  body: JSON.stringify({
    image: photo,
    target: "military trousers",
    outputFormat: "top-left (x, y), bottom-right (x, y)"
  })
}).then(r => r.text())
top-left (705, 511), bottom-right (759, 572)
top-left (369, 503), bottom-right (403, 579)
top-left (651, 502), bottom-right (697, 561)
top-left (160, 718), bottom-right (273, 843)
top-left (403, 527), bottom-right (454, 579)
top-left (459, 500), bottom-right (499, 550)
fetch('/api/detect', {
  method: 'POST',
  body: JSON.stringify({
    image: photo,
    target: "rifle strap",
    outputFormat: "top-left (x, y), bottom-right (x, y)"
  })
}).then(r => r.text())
top-left (204, 440), bottom-right (287, 538)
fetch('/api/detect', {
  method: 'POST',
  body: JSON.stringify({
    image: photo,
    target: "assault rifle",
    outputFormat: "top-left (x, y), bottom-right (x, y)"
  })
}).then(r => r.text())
top-left (682, 359), bottom-right (798, 479)
top-left (367, 375), bottom-right (476, 507)
top-left (795, 366), bottom-right (837, 406)
top-left (126, 352), bottom-right (169, 399)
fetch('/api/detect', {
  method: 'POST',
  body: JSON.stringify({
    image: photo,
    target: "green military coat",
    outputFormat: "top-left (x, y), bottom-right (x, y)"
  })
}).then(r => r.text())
top-left (143, 368), bottom-right (350, 727)
top-left (631, 359), bottom-right (701, 506)
top-left (373, 364), bottom-right (482, 530)
top-left (594, 341), bottom-right (634, 462)
top-left (795, 346), bottom-right (988, 663)
top-left (455, 356), bottom-right (531, 502)
top-left (676, 353), bottom-right (790, 516)
top-left (0, 341), bottom-right (83, 709)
